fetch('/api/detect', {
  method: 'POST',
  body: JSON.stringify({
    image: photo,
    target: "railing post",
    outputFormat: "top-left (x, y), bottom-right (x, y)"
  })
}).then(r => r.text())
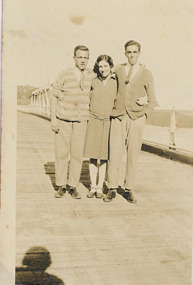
top-left (169, 107), bottom-right (176, 150)
top-left (45, 88), bottom-right (51, 118)
top-left (35, 93), bottom-right (39, 114)
top-left (38, 92), bottom-right (42, 114)
top-left (30, 93), bottom-right (34, 113)
top-left (42, 91), bottom-right (45, 115)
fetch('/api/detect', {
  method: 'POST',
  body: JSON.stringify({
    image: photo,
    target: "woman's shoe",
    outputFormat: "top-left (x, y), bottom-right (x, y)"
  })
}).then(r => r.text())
top-left (87, 187), bottom-right (96, 198)
top-left (95, 187), bottom-right (104, 199)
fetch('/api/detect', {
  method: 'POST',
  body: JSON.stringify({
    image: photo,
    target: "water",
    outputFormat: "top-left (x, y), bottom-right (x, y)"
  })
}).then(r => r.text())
top-left (143, 125), bottom-right (193, 153)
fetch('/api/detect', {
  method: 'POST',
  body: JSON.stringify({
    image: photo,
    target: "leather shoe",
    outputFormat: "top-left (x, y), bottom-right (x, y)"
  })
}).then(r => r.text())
top-left (68, 187), bottom-right (81, 199)
top-left (124, 190), bottom-right (137, 203)
top-left (103, 189), bottom-right (116, 202)
top-left (55, 186), bottom-right (66, 198)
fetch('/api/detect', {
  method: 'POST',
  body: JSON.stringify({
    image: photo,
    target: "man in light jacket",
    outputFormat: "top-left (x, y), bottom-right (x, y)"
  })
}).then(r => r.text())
top-left (105, 40), bottom-right (157, 203)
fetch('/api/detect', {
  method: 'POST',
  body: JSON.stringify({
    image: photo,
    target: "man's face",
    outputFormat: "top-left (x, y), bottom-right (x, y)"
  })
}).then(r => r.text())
top-left (74, 50), bottom-right (89, 71)
top-left (125, 45), bottom-right (140, 65)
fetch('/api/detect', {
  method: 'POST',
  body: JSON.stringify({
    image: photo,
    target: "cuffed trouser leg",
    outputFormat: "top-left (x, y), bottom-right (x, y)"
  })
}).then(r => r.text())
top-left (108, 117), bottom-right (126, 189)
top-left (55, 120), bottom-right (71, 186)
top-left (124, 115), bottom-right (146, 190)
top-left (68, 121), bottom-right (87, 188)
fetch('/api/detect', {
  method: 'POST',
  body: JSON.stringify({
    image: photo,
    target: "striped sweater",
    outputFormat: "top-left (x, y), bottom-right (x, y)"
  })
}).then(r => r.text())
top-left (52, 67), bottom-right (94, 121)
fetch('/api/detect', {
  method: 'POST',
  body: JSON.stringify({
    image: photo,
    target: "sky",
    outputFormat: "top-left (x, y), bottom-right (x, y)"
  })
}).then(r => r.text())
top-left (2, 0), bottom-right (193, 109)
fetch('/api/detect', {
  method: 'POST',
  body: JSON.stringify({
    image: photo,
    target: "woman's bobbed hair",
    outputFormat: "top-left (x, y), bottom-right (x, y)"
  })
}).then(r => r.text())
top-left (93, 55), bottom-right (114, 76)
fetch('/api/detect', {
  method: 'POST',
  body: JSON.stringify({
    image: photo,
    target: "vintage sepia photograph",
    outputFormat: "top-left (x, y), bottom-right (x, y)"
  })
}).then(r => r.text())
top-left (1, 0), bottom-right (193, 284)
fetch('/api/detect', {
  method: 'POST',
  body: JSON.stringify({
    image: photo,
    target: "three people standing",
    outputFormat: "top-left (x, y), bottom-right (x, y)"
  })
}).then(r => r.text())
top-left (51, 41), bottom-right (157, 202)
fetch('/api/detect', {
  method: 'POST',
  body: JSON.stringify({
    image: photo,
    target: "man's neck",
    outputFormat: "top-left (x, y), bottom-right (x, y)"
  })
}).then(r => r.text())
top-left (126, 62), bottom-right (139, 67)
top-left (75, 66), bottom-right (86, 72)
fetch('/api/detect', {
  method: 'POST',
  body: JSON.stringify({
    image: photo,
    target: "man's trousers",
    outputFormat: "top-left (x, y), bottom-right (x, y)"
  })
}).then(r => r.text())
top-left (55, 119), bottom-right (87, 188)
top-left (108, 114), bottom-right (146, 190)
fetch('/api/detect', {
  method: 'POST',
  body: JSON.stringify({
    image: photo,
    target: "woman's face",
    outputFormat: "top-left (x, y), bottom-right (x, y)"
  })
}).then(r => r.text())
top-left (98, 60), bottom-right (111, 79)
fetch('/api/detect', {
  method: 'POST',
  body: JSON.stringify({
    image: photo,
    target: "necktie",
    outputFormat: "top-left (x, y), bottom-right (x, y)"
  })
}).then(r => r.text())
top-left (125, 65), bottom-right (133, 84)
top-left (80, 71), bottom-right (85, 90)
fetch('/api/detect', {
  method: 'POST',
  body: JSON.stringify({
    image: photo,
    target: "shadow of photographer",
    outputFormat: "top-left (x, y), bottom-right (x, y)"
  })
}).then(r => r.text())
top-left (16, 246), bottom-right (65, 285)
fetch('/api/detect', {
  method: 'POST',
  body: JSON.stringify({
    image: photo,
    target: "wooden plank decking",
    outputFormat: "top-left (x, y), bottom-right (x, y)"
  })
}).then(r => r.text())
top-left (16, 112), bottom-right (193, 285)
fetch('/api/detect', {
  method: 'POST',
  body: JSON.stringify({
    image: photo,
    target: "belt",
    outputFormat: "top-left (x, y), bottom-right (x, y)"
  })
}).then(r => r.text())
top-left (89, 111), bottom-right (110, 121)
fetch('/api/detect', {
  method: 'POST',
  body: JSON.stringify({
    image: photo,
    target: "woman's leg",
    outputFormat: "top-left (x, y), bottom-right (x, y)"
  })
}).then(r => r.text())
top-left (97, 160), bottom-right (107, 191)
top-left (89, 158), bottom-right (98, 191)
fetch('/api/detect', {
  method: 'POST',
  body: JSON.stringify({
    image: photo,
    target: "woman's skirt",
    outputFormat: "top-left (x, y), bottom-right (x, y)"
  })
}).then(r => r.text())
top-left (84, 117), bottom-right (110, 160)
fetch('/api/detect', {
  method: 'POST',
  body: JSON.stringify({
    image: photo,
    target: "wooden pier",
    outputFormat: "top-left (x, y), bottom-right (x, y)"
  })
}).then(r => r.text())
top-left (16, 111), bottom-right (193, 285)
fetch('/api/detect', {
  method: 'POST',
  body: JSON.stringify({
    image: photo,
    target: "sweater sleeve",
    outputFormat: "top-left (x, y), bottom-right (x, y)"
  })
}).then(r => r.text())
top-left (144, 71), bottom-right (158, 118)
top-left (51, 71), bottom-right (65, 99)
top-left (110, 67), bottom-right (126, 120)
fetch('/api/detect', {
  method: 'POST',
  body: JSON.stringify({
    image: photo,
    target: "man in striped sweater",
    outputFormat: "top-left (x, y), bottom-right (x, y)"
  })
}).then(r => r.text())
top-left (105, 40), bottom-right (158, 203)
top-left (51, 45), bottom-right (94, 199)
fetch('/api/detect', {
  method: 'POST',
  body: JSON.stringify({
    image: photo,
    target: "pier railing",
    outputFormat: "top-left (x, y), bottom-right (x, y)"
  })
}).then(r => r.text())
top-left (17, 86), bottom-right (51, 119)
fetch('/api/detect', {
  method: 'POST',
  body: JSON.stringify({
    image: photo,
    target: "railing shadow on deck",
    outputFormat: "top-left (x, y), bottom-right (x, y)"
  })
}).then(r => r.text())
top-left (15, 246), bottom-right (65, 285)
top-left (44, 162), bottom-right (58, 192)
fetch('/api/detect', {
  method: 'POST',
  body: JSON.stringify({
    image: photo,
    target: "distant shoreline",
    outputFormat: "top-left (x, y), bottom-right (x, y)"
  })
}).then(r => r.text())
top-left (147, 109), bottom-right (193, 128)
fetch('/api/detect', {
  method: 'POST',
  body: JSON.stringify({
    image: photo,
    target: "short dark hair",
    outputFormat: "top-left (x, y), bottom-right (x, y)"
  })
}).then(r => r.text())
top-left (93, 54), bottom-right (114, 76)
top-left (124, 40), bottom-right (141, 52)
top-left (74, 45), bottom-right (89, 56)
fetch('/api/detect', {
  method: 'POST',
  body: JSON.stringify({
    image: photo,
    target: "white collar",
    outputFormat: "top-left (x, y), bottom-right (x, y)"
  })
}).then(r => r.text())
top-left (125, 63), bottom-right (140, 80)
top-left (125, 62), bottom-right (140, 70)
